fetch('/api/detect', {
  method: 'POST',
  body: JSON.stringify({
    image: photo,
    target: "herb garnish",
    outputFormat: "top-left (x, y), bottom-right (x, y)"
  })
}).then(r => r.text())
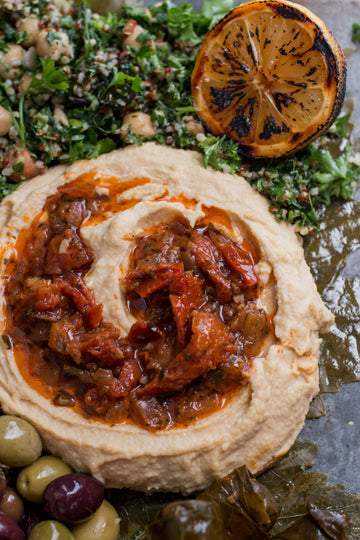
top-left (246, 127), bottom-right (359, 234)
top-left (352, 22), bottom-right (360, 43)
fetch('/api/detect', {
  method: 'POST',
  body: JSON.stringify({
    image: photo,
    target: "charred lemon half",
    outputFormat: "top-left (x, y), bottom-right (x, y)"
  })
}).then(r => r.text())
top-left (191, 0), bottom-right (347, 158)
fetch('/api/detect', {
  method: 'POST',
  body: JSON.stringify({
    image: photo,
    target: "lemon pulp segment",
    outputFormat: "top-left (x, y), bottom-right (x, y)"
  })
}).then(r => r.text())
top-left (191, 0), bottom-right (346, 158)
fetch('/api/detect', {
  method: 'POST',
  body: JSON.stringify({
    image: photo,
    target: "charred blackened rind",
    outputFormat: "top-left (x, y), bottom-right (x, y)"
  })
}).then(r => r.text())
top-left (191, 0), bottom-right (347, 159)
top-left (270, 1), bottom-right (308, 22)
top-left (259, 116), bottom-right (290, 141)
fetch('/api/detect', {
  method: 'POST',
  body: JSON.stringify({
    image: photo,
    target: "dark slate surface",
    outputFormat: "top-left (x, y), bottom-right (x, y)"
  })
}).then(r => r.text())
top-left (277, 0), bottom-right (360, 493)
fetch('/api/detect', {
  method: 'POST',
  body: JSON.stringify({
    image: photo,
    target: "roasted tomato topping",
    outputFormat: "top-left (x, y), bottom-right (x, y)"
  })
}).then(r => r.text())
top-left (4, 180), bottom-right (271, 431)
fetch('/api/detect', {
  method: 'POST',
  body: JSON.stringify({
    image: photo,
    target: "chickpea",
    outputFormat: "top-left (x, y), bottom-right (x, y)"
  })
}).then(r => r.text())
top-left (186, 118), bottom-right (205, 136)
top-left (122, 19), bottom-right (145, 50)
top-left (36, 30), bottom-right (73, 62)
top-left (54, 107), bottom-right (69, 126)
top-left (22, 46), bottom-right (38, 69)
top-left (19, 72), bottom-right (42, 94)
top-left (120, 112), bottom-right (156, 139)
top-left (51, 0), bottom-right (73, 13)
top-left (16, 17), bottom-right (40, 47)
top-left (0, 106), bottom-right (13, 137)
top-left (0, 45), bottom-right (25, 80)
top-left (18, 73), bottom-right (32, 94)
top-left (3, 148), bottom-right (45, 182)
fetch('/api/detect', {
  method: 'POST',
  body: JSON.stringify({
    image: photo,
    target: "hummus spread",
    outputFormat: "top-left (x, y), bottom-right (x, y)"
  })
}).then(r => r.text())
top-left (0, 143), bottom-right (333, 493)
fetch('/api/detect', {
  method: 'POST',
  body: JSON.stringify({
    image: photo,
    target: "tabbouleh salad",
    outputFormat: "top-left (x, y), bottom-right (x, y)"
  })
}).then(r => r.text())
top-left (0, 0), bottom-right (359, 234)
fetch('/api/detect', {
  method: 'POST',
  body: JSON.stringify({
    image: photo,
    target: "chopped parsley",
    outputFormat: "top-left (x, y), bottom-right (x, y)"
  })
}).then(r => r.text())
top-left (0, 0), bottom-right (358, 235)
top-left (246, 135), bottom-right (359, 234)
top-left (352, 22), bottom-right (360, 42)
top-left (0, 175), bottom-right (17, 199)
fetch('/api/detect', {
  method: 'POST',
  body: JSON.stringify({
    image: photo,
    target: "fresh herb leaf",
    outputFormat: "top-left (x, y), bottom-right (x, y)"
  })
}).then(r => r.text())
top-left (328, 113), bottom-right (351, 138)
top-left (88, 137), bottom-right (116, 158)
top-left (28, 58), bottom-right (69, 93)
top-left (45, 30), bottom-right (61, 45)
top-left (126, 129), bottom-right (143, 146)
top-left (200, 0), bottom-right (234, 27)
top-left (352, 22), bottom-right (360, 43)
top-left (167, 3), bottom-right (203, 44)
top-left (108, 68), bottom-right (142, 93)
top-left (0, 176), bottom-right (17, 199)
top-left (90, 11), bottom-right (119, 45)
top-left (69, 140), bottom-right (85, 163)
top-left (0, 18), bottom-right (17, 42)
top-left (197, 134), bottom-right (242, 174)
top-left (245, 117), bottom-right (360, 234)
top-left (309, 144), bottom-right (357, 202)
top-left (0, 39), bottom-right (10, 52)
top-left (69, 118), bottom-right (84, 130)
top-left (12, 161), bottom-right (24, 175)
top-left (175, 105), bottom-right (200, 114)
top-left (14, 31), bottom-right (30, 45)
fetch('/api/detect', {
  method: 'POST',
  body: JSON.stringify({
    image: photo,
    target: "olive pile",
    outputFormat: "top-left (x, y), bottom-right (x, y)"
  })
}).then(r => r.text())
top-left (0, 415), bottom-right (120, 539)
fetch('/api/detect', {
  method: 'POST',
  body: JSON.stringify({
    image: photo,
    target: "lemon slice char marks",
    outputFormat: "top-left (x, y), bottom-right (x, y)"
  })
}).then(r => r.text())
top-left (191, 0), bottom-right (347, 158)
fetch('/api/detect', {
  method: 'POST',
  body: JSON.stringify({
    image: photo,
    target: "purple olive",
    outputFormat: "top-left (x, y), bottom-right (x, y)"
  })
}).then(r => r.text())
top-left (43, 473), bottom-right (104, 523)
top-left (0, 488), bottom-right (24, 523)
top-left (0, 511), bottom-right (25, 540)
top-left (19, 504), bottom-right (45, 537)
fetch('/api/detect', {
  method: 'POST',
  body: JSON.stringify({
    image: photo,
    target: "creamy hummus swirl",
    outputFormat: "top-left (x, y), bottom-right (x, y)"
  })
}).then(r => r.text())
top-left (0, 143), bottom-right (333, 493)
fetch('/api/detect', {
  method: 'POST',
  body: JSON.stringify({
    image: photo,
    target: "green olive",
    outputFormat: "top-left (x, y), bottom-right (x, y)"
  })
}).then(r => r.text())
top-left (17, 455), bottom-right (73, 503)
top-left (0, 415), bottom-right (42, 467)
top-left (70, 500), bottom-right (120, 540)
top-left (29, 520), bottom-right (75, 540)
